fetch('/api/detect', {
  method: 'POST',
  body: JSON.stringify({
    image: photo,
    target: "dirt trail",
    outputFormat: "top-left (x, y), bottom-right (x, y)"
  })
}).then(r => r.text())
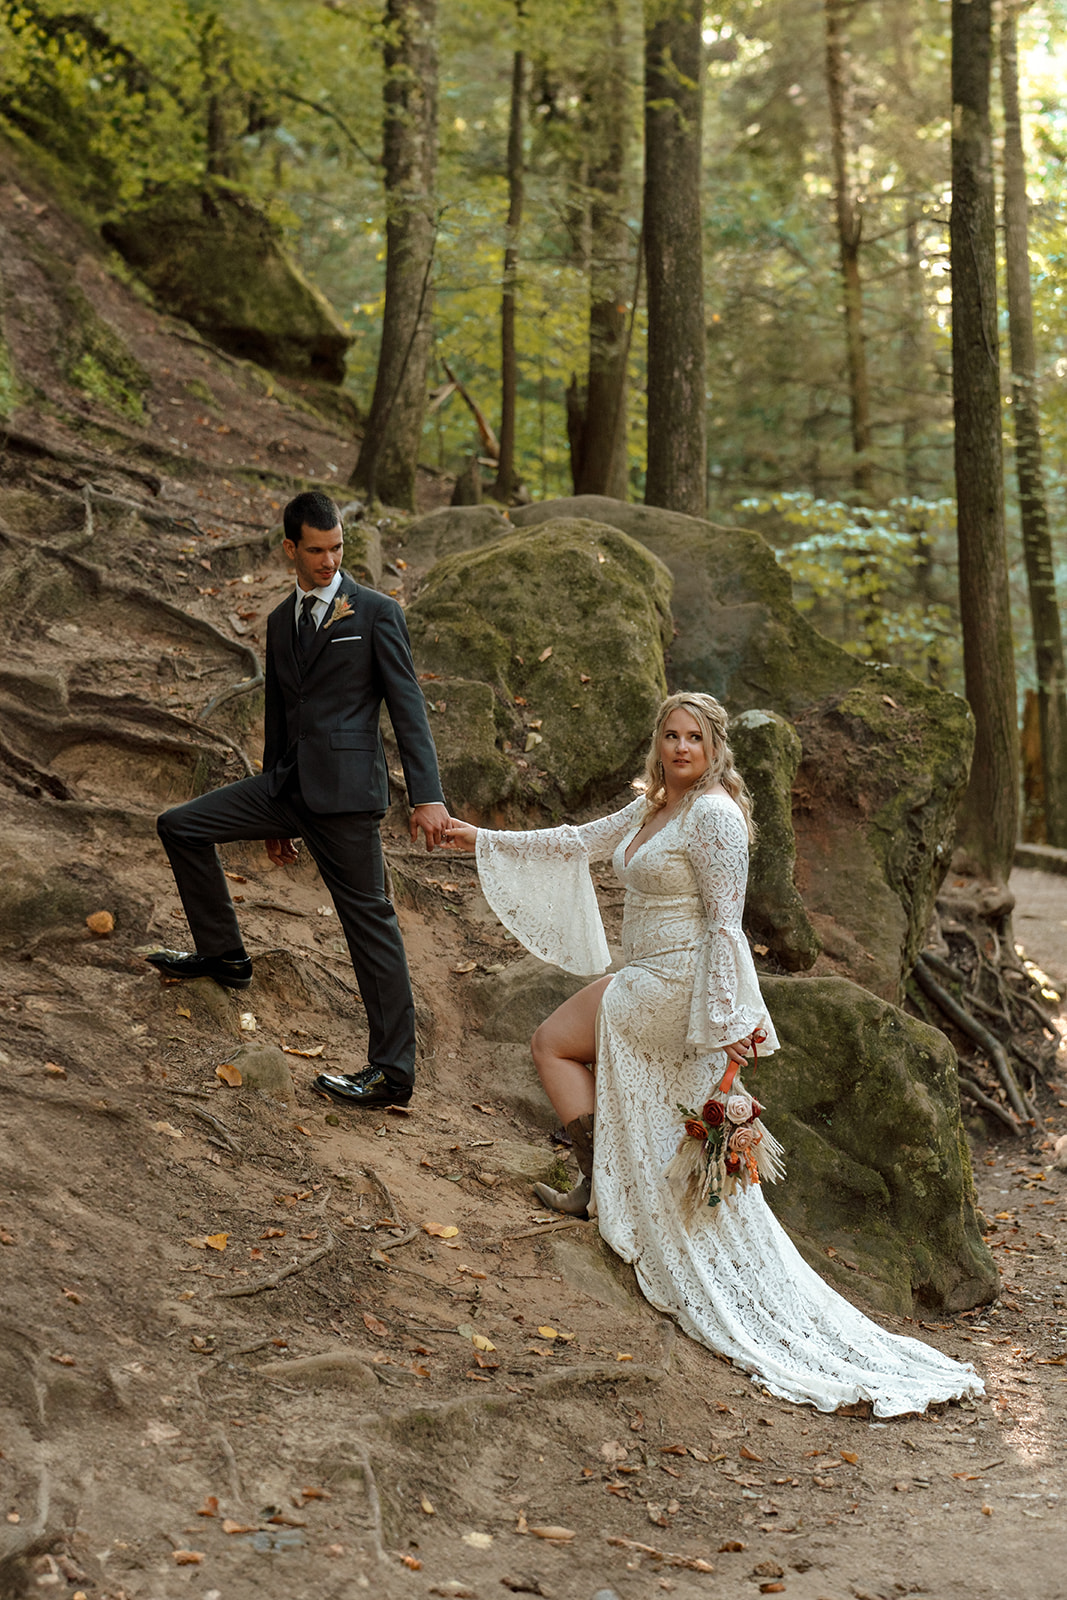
top-left (3, 157), bottom-right (1067, 1600)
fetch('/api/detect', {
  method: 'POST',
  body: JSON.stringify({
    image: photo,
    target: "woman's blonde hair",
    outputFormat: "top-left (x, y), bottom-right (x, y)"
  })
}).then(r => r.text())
top-left (637, 692), bottom-right (756, 842)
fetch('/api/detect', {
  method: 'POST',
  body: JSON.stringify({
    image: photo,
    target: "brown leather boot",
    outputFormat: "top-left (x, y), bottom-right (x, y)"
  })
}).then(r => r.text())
top-left (534, 1113), bottom-right (594, 1217)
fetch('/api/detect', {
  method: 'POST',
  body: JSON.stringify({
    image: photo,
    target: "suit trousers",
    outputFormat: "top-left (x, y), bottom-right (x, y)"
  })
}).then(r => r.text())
top-left (157, 774), bottom-right (416, 1086)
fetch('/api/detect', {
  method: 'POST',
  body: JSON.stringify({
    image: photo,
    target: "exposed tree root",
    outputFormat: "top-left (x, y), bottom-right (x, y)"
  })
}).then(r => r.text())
top-left (915, 876), bottom-right (1063, 1138)
top-left (913, 955), bottom-right (1034, 1122)
top-left (214, 1231), bottom-right (334, 1299)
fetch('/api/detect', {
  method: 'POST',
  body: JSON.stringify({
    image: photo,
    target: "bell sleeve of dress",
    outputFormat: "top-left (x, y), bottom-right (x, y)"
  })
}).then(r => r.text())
top-left (684, 796), bottom-right (780, 1054)
top-left (475, 799), bottom-right (644, 977)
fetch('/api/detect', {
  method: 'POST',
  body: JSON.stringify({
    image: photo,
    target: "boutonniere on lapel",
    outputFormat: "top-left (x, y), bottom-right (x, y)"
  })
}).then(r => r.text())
top-left (323, 595), bottom-right (355, 629)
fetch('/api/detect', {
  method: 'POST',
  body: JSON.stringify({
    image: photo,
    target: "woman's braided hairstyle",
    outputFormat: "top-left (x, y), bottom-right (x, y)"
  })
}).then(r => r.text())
top-left (636, 691), bottom-right (756, 843)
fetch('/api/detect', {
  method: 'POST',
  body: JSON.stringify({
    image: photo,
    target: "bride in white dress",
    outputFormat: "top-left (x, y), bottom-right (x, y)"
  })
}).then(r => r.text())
top-left (444, 692), bottom-right (983, 1416)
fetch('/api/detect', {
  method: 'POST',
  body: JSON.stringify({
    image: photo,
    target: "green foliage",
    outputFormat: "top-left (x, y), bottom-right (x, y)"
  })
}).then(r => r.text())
top-left (737, 492), bottom-right (961, 687)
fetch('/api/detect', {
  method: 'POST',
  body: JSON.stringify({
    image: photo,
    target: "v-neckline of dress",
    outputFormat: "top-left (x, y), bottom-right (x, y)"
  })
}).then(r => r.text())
top-left (623, 804), bottom-right (684, 870)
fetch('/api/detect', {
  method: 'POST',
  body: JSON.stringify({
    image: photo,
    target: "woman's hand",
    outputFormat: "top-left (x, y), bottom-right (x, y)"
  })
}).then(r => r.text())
top-left (723, 1034), bottom-right (753, 1066)
top-left (443, 817), bottom-right (479, 852)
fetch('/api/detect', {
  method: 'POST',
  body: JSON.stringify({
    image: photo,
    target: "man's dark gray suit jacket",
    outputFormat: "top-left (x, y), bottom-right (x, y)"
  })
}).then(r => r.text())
top-left (263, 571), bottom-right (444, 815)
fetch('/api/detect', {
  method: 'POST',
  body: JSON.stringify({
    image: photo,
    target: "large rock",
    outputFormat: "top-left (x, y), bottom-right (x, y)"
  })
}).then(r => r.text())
top-left (512, 497), bottom-right (972, 999)
top-left (761, 975), bottom-right (996, 1315)
top-left (413, 678), bottom-right (519, 819)
top-left (104, 186), bottom-right (351, 383)
top-left (512, 495), bottom-right (848, 716)
top-left (730, 709), bottom-right (820, 972)
top-left (469, 955), bottom-right (586, 1044)
top-left (405, 519), bottom-right (673, 812)
top-left (792, 683), bottom-right (971, 998)
top-left (396, 504), bottom-right (510, 570)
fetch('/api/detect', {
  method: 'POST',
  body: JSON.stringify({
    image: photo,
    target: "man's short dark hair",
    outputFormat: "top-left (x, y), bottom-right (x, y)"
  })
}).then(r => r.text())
top-left (283, 491), bottom-right (342, 544)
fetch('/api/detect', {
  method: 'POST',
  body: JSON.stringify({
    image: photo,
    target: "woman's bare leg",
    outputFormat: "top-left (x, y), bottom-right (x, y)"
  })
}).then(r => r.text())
top-left (530, 976), bottom-right (611, 1125)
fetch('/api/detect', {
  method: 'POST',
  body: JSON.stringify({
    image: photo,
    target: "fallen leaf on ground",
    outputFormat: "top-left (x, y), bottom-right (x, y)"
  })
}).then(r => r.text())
top-left (530, 1525), bottom-right (574, 1542)
top-left (215, 1064), bottom-right (242, 1086)
top-left (981, 1504), bottom-right (993, 1516)
top-left (537, 646), bottom-right (553, 662)
top-left (473, 1102), bottom-right (497, 1115)
top-left (196, 1496), bottom-right (219, 1517)
top-left (420, 1497), bottom-right (435, 1515)
top-left (400, 1553), bottom-right (422, 1568)
top-left (616, 1352), bottom-right (633, 1361)
top-left (471, 1333), bottom-right (495, 1352)
top-left (840, 1450), bottom-right (859, 1465)
top-left (86, 910), bottom-right (114, 935)
top-left (175, 1006), bottom-right (192, 1019)
top-left (204, 1233), bottom-right (228, 1251)
top-left (451, 961), bottom-right (477, 974)
top-left (260, 1227), bottom-right (285, 1239)
top-left (152, 1121), bottom-right (183, 1139)
top-left (300, 1487), bottom-right (330, 1501)
top-left (739, 1446), bottom-right (762, 1462)
top-left (281, 1043), bottom-right (325, 1058)
top-left (172, 1552), bottom-right (203, 1566)
top-left (538, 1326), bottom-right (558, 1339)
top-left (49, 1353), bottom-right (76, 1367)
top-left (424, 1223), bottom-right (460, 1238)
top-left (221, 1520), bottom-right (257, 1535)
top-left (601, 1440), bottom-right (628, 1463)
top-left (462, 1531), bottom-right (493, 1548)
top-left (238, 1012), bottom-right (256, 1032)
top-left (759, 1586), bottom-right (785, 1595)
top-left (719, 1541), bottom-right (747, 1552)
top-left (363, 1312), bottom-right (388, 1337)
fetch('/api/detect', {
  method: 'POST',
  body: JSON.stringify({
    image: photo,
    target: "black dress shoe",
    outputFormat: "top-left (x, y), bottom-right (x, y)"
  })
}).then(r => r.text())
top-left (145, 949), bottom-right (253, 989)
top-left (313, 1067), bottom-right (412, 1107)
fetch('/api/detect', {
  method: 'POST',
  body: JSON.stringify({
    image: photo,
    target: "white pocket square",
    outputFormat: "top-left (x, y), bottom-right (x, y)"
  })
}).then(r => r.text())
top-left (330, 635), bottom-right (363, 642)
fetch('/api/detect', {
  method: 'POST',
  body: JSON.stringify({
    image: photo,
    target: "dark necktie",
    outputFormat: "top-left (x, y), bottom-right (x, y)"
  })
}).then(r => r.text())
top-left (298, 592), bottom-right (317, 653)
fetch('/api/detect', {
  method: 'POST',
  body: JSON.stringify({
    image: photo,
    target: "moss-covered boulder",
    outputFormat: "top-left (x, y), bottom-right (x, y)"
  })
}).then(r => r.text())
top-left (406, 519), bottom-right (673, 811)
top-left (761, 975), bottom-right (996, 1315)
top-left (103, 186), bottom-right (350, 383)
top-left (511, 496), bottom-right (972, 999)
top-left (397, 504), bottom-right (510, 570)
top-left (512, 495), bottom-right (850, 716)
top-left (413, 678), bottom-right (519, 818)
top-left (791, 683), bottom-right (972, 998)
top-left (730, 709), bottom-right (820, 971)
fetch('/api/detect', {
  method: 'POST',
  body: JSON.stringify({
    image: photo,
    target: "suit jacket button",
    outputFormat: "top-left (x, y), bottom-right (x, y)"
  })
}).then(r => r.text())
top-left (300, 732), bottom-right (307, 740)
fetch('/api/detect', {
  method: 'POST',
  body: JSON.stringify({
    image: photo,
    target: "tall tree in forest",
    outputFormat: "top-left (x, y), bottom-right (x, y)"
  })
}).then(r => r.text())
top-left (567, 0), bottom-right (633, 499)
top-left (1000, 4), bottom-right (1067, 846)
top-left (951, 0), bottom-right (1018, 882)
top-left (823, 0), bottom-right (872, 498)
top-left (351, 0), bottom-right (437, 510)
top-left (643, 0), bottom-right (706, 516)
top-left (493, 9), bottom-right (526, 504)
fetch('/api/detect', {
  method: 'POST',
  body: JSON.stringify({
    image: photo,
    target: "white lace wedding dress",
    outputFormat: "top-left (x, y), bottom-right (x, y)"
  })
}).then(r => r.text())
top-left (476, 792), bottom-right (983, 1416)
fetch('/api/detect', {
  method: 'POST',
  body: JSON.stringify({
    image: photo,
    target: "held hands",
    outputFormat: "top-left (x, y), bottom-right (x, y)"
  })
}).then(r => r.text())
top-left (442, 817), bottom-right (478, 852)
top-left (723, 1033), bottom-right (755, 1066)
top-left (410, 802), bottom-right (451, 852)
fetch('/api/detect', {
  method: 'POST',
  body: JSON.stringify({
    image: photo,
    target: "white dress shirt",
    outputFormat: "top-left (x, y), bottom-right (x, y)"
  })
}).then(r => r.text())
top-left (293, 570), bottom-right (343, 638)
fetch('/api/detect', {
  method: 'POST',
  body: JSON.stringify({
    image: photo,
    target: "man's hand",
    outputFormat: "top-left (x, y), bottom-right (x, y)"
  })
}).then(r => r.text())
top-left (266, 837), bottom-right (300, 867)
top-left (410, 802), bottom-right (450, 852)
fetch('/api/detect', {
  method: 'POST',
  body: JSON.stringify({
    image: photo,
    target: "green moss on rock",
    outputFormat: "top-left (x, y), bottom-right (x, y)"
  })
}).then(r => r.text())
top-left (103, 185), bottom-right (351, 383)
top-left (416, 677), bottom-right (519, 817)
top-left (761, 975), bottom-right (997, 1315)
top-left (406, 519), bottom-right (673, 811)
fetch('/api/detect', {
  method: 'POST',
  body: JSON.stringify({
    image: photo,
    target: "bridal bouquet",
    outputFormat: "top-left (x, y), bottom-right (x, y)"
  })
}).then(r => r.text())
top-left (665, 1033), bottom-right (785, 1221)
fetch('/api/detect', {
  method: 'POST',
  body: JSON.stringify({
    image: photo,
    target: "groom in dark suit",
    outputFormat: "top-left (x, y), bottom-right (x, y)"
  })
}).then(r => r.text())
top-left (148, 490), bottom-right (449, 1107)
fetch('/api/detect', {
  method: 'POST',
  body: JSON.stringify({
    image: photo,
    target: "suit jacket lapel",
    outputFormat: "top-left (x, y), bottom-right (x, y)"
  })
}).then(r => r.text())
top-left (275, 591), bottom-right (303, 691)
top-left (302, 573), bottom-right (360, 675)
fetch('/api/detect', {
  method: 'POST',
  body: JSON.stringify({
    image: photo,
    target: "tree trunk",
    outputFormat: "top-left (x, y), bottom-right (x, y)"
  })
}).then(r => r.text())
top-left (571, 0), bottom-right (631, 499)
top-left (823, 0), bottom-right (872, 499)
top-left (643, 0), bottom-right (706, 517)
top-left (350, 0), bottom-right (437, 511)
top-left (951, 0), bottom-right (1018, 882)
top-left (492, 39), bottom-right (525, 504)
top-left (1000, 6), bottom-right (1067, 847)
